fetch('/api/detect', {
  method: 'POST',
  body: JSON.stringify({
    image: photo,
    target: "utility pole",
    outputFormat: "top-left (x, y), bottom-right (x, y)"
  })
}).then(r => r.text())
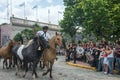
top-left (10, 0), bottom-right (12, 17)
top-left (7, 0), bottom-right (9, 22)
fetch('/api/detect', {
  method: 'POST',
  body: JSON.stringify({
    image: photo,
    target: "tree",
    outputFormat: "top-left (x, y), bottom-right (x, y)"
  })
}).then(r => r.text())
top-left (33, 23), bottom-right (42, 34)
top-left (60, 0), bottom-right (82, 42)
top-left (13, 33), bottom-right (22, 41)
top-left (13, 23), bottom-right (42, 43)
top-left (21, 29), bottom-right (34, 40)
top-left (60, 0), bottom-right (120, 42)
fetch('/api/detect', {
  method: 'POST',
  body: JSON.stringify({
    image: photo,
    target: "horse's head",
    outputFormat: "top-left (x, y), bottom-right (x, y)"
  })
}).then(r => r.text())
top-left (8, 40), bottom-right (16, 48)
top-left (54, 33), bottom-right (63, 47)
top-left (33, 36), bottom-right (50, 49)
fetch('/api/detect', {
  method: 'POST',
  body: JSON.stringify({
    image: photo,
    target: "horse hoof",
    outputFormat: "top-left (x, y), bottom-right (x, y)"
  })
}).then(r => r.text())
top-left (23, 75), bottom-right (25, 78)
top-left (56, 57), bottom-right (58, 60)
top-left (50, 75), bottom-right (53, 78)
top-left (35, 75), bottom-right (38, 78)
top-left (13, 65), bottom-right (15, 68)
top-left (15, 73), bottom-right (17, 76)
top-left (32, 75), bottom-right (35, 80)
top-left (41, 67), bottom-right (44, 69)
top-left (42, 73), bottom-right (46, 76)
top-left (6, 67), bottom-right (9, 69)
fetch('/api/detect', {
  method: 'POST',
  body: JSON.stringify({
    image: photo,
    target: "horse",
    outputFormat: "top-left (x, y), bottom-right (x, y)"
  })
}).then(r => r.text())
top-left (0, 40), bottom-right (15, 69)
top-left (12, 35), bottom-right (50, 80)
top-left (42, 33), bottom-right (63, 78)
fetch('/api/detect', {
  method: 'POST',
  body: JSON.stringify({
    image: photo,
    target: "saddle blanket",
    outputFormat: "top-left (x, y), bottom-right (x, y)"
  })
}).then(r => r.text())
top-left (17, 45), bottom-right (25, 60)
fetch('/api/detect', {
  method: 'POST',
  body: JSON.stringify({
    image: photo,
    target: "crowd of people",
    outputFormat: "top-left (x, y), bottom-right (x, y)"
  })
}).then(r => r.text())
top-left (65, 38), bottom-right (120, 76)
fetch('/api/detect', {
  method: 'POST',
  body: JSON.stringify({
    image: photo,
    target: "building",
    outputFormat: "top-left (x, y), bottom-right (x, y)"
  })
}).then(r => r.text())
top-left (0, 23), bottom-right (12, 46)
top-left (10, 17), bottom-right (61, 39)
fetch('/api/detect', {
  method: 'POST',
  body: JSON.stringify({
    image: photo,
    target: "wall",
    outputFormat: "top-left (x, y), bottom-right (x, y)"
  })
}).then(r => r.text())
top-left (0, 24), bottom-right (12, 46)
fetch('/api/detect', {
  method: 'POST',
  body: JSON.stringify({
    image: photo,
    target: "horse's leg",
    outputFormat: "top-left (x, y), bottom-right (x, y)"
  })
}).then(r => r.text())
top-left (9, 58), bottom-right (12, 69)
top-left (39, 60), bottom-right (42, 68)
top-left (32, 61), bottom-right (38, 80)
top-left (4, 59), bottom-right (8, 69)
top-left (23, 62), bottom-right (28, 78)
top-left (42, 61), bottom-right (45, 69)
top-left (42, 61), bottom-right (50, 76)
top-left (49, 61), bottom-right (54, 78)
top-left (13, 56), bottom-right (16, 68)
top-left (15, 58), bottom-right (19, 76)
top-left (39, 60), bottom-right (45, 69)
top-left (28, 62), bottom-right (32, 70)
top-left (3, 59), bottom-right (6, 69)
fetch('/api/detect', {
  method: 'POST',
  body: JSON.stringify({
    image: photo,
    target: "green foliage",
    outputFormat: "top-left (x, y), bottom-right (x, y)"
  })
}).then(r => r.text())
top-left (13, 23), bottom-right (42, 42)
top-left (60, 0), bottom-right (120, 42)
top-left (21, 29), bottom-right (34, 40)
top-left (33, 23), bottom-right (42, 32)
top-left (60, 0), bottom-right (80, 40)
top-left (13, 33), bottom-right (22, 41)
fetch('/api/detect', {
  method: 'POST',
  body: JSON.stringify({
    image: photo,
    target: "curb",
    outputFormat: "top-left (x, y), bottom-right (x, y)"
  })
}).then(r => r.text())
top-left (66, 62), bottom-right (118, 74)
top-left (66, 62), bottom-right (96, 70)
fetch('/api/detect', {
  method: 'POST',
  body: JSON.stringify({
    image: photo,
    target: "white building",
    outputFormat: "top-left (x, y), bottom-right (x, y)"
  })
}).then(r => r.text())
top-left (10, 17), bottom-right (61, 39)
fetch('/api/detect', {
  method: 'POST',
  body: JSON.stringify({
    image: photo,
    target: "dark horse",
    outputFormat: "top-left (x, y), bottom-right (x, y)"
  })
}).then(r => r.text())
top-left (12, 36), bottom-right (49, 80)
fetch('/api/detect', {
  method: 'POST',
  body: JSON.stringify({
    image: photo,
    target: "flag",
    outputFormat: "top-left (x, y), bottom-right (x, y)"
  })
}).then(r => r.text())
top-left (32, 5), bottom-right (37, 9)
top-left (58, 11), bottom-right (62, 14)
top-left (6, 3), bottom-right (9, 7)
top-left (48, 9), bottom-right (50, 14)
top-left (6, 0), bottom-right (9, 7)
top-left (19, 2), bottom-right (25, 7)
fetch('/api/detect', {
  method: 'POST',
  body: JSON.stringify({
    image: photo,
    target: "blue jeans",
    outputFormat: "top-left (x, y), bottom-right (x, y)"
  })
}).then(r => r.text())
top-left (116, 57), bottom-right (120, 74)
top-left (98, 58), bottom-right (104, 71)
top-left (107, 57), bottom-right (114, 74)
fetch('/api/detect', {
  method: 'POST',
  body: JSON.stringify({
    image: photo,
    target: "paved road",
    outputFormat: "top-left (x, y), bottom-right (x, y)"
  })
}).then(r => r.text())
top-left (0, 56), bottom-right (120, 80)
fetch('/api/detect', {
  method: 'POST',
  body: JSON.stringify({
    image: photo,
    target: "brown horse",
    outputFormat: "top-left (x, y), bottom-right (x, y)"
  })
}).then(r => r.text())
top-left (42, 33), bottom-right (63, 78)
top-left (0, 40), bottom-right (15, 69)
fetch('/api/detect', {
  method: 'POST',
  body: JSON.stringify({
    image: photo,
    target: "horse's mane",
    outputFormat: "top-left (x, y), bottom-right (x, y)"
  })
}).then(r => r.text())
top-left (25, 39), bottom-right (33, 48)
top-left (49, 35), bottom-right (62, 49)
top-left (49, 36), bottom-right (56, 49)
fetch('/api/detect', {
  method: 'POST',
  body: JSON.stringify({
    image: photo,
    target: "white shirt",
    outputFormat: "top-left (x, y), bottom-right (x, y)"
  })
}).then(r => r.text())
top-left (37, 31), bottom-right (51, 41)
top-left (107, 50), bottom-right (114, 58)
top-left (99, 51), bottom-right (104, 59)
top-left (76, 46), bottom-right (84, 55)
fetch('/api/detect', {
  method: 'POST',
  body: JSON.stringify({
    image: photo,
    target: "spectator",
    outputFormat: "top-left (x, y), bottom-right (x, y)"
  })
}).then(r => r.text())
top-left (93, 46), bottom-right (101, 71)
top-left (76, 44), bottom-right (84, 60)
top-left (114, 41), bottom-right (120, 75)
top-left (72, 43), bottom-right (77, 64)
top-left (97, 46), bottom-right (104, 72)
top-left (107, 45), bottom-right (114, 75)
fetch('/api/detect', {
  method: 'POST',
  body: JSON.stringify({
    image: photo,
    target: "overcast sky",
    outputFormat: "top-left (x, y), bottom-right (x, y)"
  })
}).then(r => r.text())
top-left (0, 0), bottom-right (65, 25)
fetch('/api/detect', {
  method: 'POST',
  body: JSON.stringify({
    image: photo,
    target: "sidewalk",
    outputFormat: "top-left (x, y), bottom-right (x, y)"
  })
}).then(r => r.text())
top-left (66, 61), bottom-right (118, 73)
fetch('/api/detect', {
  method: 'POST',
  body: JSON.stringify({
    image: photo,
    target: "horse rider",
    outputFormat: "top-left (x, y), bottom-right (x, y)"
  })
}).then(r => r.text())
top-left (36, 26), bottom-right (51, 68)
top-left (36, 26), bottom-right (51, 42)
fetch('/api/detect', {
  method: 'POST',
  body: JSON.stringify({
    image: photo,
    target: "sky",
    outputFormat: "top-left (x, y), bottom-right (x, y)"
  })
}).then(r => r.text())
top-left (0, 0), bottom-right (65, 25)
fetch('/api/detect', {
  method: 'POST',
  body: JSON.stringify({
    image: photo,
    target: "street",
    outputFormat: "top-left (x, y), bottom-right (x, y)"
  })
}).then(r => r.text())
top-left (0, 56), bottom-right (120, 80)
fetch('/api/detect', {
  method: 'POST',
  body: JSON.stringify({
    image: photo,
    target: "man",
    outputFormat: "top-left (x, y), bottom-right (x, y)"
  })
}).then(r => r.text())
top-left (36, 26), bottom-right (51, 68)
top-left (36, 26), bottom-right (51, 41)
